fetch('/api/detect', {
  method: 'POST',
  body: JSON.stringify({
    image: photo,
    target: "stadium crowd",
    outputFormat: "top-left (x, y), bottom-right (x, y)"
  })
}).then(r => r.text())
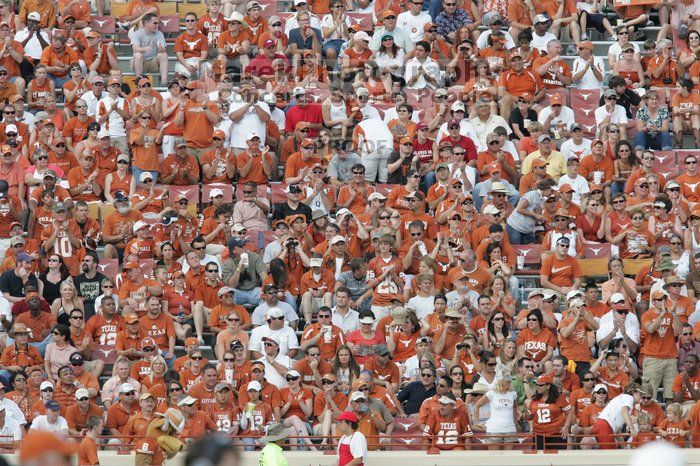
top-left (0, 0), bottom-right (698, 461)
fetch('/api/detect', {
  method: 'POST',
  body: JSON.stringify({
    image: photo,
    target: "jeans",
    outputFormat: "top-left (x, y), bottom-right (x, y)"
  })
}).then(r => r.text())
top-left (506, 224), bottom-right (536, 244)
top-left (634, 130), bottom-right (672, 152)
top-left (5, 332), bottom-right (53, 358)
top-left (611, 181), bottom-right (624, 196)
top-left (421, 171), bottom-right (436, 193)
top-left (233, 287), bottom-right (262, 308)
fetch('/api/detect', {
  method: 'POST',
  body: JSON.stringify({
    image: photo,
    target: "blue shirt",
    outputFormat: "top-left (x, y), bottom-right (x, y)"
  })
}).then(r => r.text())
top-left (435, 9), bottom-right (472, 38)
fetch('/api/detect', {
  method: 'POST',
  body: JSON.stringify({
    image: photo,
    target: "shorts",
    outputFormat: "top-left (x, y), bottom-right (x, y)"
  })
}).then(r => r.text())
top-left (131, 56), bottom-right (161, 73)
top-left (485, 432), bottom-right (518, 444)
top-left (580, 11), bottom-right (609, 33)
top-left (592, 418), bottom-right (616, 449)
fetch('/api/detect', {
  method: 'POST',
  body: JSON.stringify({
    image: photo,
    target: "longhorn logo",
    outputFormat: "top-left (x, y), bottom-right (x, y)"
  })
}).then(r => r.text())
top-left (581, 108), bottom-right (592, 116)
top-left (183, 39), bottom-right (201, 49)
top-left (94, 19), bottom-right (109, 27)
top-left (160, 18), bottom-right (172, 26)
top-left (659, 171), bottom-right (672, 179)
top-left (98, 264), bottom-right (110, 271)
top-left (519, 249), bottom-right (532, 256)
top-left (578, 92), bottom-right (592, 101)
top-left (686, 182), bottom-right (700, 192)
top-left (258, 3), bottom-right (271, 10)
top-left (95, 348), bottom-right (113, 357)
top-left (402, 438), bottom-right (416, 444)
top-left (351, 17), bottom-right (364, 25)
top-left (656, 155), bottom-right (669, 164)
top-left (177, 190), bottom-right (191, 196)
top-left (588, 247), bottom-right (603, 256)
top-left (397, 422), bottom-right (414, 431)
top-left (311, 94), bottom-right (322, 102)
top-left (583, 124), bottom-right (596, 132)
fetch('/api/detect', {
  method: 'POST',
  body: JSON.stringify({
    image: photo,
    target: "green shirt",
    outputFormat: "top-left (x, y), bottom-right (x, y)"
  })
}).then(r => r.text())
top-left (259, 442), bottom-right (288, 466)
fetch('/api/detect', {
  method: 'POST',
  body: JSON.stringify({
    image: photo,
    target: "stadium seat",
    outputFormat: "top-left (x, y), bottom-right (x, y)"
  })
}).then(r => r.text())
top-left (545, 88), bottom-right (569, 107)
top-left (569, 89), bottom-right (600, 137)
top-left (257, 0), bottom-right (279, 17)
top-left (512, 244), bottom-right (542, 267)
top-left (97, 259), bottom-right (119, 280)
top-left (91, 343), bottom-right (118, 364)
top-left (386, 417), bottom-right (425, 451)
top-left (623, 258), bottom-right (653, 276)
top-left (583, 243), bottom-right (611, 259)
top-left (178, 2), bottom-right (207, 20)
top-left (406, 89), bottom-right (434, 111)
top-left (578, 258), bottom-right (609, 277)
top-left (159, 14), bottom-right (181, 34)
top-left (110, 3), bottom-right (128, 20)
top-left (269, 182), bottom-right (286, 204)
top-left (90, 16), bottom-right (116, 35)
top-left (167, 185), bottom-right (201, 206)
top-left (159, 2), bottom-right (178, 16)
top-left (347, 12), bottom-right (373, 32)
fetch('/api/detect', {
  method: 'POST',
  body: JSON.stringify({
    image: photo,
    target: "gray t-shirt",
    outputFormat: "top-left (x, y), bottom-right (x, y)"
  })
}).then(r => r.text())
top-left (222, 252), bottom-right (265, 291)
top-left (327, 153), bottom-right (362, 183)
top-left (336, 270), bottom-right (368, 301)
top-left (506, 189), bottom-right (544, 234)
top-left (131, 29), bottom-right (166, 61)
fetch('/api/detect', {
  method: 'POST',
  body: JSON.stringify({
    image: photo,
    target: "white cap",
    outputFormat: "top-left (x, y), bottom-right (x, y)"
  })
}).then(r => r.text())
top-left (451, 101), bottom-right (465, 112)
top-left (610, 292), bottom-right (625, 304)
top-left (310, 257), bottom-right (323, 267)
top-left (232, 223), bottom-right (246, 232)
top-left (287, 369), bottom-right (301, 378)
top-left (118, 382), bottom-right (136, 393)
top-left (75, 388), bottom-right (90, 400)
top-left (542, 289), bottom-right (557, 301)
top-left (483, 205), bottom-right (500, 215)
top-left (593, 383), bottom-right (608, 393)
top-left (40, 381), bottom-right (54, 391)
top-left (354, 31), bottom-right (371, 42)
top-left (225, 12), bottom-right (245, 22)
top-left (294, 0), bottom-right (306, 4)
top-left (292, 86), bottom-right (306, 97)
top-left (359, 315), bottom-right (375, 324)
top-left (209, 188), bottom-right (224, 198)
top-left (139, 172), bottom-right (153, 182)
top-left (98, 128), bottom-right (110, 139)
top-left (5, 124), bottom-right (16, 134)
top-left (262, 93), bottom-right (277, 105)
top-left (350, 391), bottom-right (367, 402)
top-left (117, 153), bottom-right (130, 163)
top-left (330, 235), bottom-right (346, 245)
top-left (27, 11), bottom-right (40, 21)
top-left (217, 286), bottom-right (234, 297)
top-left (177, 395), bottom-right (198, 406)
top-left (246, 131), bottom-right (260, 141)
top-left (336, 208), bottom-right (350, 218)
top-left (566, 290), bottom-right (583, 301)
top-left (247, 380), bottom-right (262, 391)
top-left (132, 220), bottom-right (149, 234)
top-left (267, 307), bottom-right (285, 319)
top-left (438, 395), bottom-right (456, 404)
top-left (356, 87), bottom-right (369, 97)
top-left (367, 192), bottom-right (387, 201)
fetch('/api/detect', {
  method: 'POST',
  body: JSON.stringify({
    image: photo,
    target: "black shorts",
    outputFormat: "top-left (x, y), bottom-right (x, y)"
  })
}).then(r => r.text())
top-left (580, 11), bottom-right (609, 33)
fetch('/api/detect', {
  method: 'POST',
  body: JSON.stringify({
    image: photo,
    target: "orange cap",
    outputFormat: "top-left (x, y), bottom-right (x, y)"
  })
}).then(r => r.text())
top-left (549, 94), bottom-right (563, 105)
top-left (19, 432), bottom-right (78, 462)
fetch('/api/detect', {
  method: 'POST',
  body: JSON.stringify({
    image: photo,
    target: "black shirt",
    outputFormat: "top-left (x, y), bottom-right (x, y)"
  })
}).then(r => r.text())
top-left (0, 269), bottom-right (39, 298)
top-left (387, 150), bottom-right (414, 185)
top-left (397, 381), bottom-right (437, 415)
top-left (272, 201), bottom-right (312, 223)
top-left (73, 272), bottom-right (107, 320)
top-left (509, 107), bottom-right (538, 137)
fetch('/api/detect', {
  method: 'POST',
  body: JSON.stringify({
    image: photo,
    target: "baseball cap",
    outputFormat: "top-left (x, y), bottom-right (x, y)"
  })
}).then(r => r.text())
top-left (75, 388), bottom-right (90, 400)
top-left (119, 383), bottom-right (136, 394)
top-left (45, 400), bottom-right (61, 411)
top-left (336, 411), bottom-right (360, 423)
top-left (247, 380), bottom-right (262, 391)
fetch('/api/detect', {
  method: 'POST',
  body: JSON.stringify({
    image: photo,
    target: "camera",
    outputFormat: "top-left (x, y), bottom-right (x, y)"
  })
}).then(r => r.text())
top-left (663, 77), bottom-right (673, 85)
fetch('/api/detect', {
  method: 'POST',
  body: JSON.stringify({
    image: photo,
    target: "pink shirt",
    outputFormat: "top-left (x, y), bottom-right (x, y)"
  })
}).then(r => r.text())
top-left (44, 343), bottom-right (77, 380)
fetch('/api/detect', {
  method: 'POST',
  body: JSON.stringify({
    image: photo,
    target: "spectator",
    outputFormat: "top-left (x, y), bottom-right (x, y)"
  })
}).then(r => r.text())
top-left (130, 13), bottom-right (169, 84)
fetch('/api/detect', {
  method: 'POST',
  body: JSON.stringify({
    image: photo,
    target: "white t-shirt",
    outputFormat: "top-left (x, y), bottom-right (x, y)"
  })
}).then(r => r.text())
top-left (257, 355), bottom-right (293, 389)
top-left (594, 104), bottom-right (629, 129)
top-left (572, 56), bottom-right (605, 91)
top-left (531, 32), bottom-right (557, 53)
top-left (248, 324), bottom-right (300, 357)
top-left (0, 416), bottom-right (22, 442)
top-left (598, 393), bottom-right (634, 432)
top-left (406, 295), bottom-right (435, 320)
top-left (396, 10), bottom-right (433, 44)
top-left (537, 106), bottom-right (576, 136)
top-left (436, 119), bottom-right (483, 152)
top-left (320, 14), bottom-right (351, 40)
top-left (228, 100), bottom-right (270, 149)
top-left (485, 390), bottom-right (517, 433)
top-left (558, 174), bottom-right (590, 205)
top-left (29, 415), bottom-right (69, 436)
top-left (338, 431), bottom-right (368, 463)
top-left (560, 138), bottom-right (592, 161)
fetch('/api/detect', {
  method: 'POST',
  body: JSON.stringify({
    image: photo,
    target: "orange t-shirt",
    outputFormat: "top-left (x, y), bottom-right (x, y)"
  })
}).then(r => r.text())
top-left (235, 150), bottom-right (275, 185)
top-left (531, 57), bottom-right (571, 88)
top-left (530, 395), bottom-right (570, 436)
top-left (640, 309), bottom-right (679, 359)
top-left (671, 371), bottom-right (700, 401)
top-left (557, 313), bottom-right (593, 362)
top-left (278, 387), bottom-right (313, 420)
top-left (84, 313), bottom-right (124, 348)
top-left (516, 327), bottom-right (556, 362)
top-left (596, 366), bottom-right (629, 398)
top-left (367, 254), bottom-right (404, 307)
top-left (182, 100), bottom-right (219, 149)
top-left (174, 31), bottom-right (208, 59)
top-left (62, 116), bottom-right (95, 144)
top-left (129, 126), bottom-right (161, 171)
top-left (200, 148), bottom-right (236, 183)
top-left (103, 210), bottom-right (144, 250)
top-left (78, 436), bottom-right (100, 466)
top-left (540, 254), bottom-right (581, 287)
top-left (424, 409), bottom-right (472, 450)
top-left (658, 418), bottom-right (690, 448)
top-left (66, 167), bottom-right (100, 202)
top-left (138, 313), bottom-right (176, 349)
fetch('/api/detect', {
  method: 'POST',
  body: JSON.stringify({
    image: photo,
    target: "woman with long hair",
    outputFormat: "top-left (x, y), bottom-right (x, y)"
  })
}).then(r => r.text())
top-left (25, 148), bottom-right (63, 187)
top-left (575, 197), bottom-right (606, 243)
top-left (612, 42), bottom-right (644, 89)
top-left (51, 280), bottom-right (85, 325)
top-left (449, 366), bottom-right (470, 401)
top-left (267, 257), bottom-right (299, 310)
top-left (604, 193), bottom-right (631, 244)
top-left (512, 28), bottom-right (540, 70)
top-left (157, 381), bottom-right (185, 413)
top-left (104, 154), bottom-right (136, 203)
top-left (162, 271), bottom-right (195, 341)
top-left (480, 242), bottom-right (512, 280)
top-left (214, 311), bottom-right (250, 362)
top-left (473, 374), bottom-right (518, 450)
top-left (372, 33), bottom-right (404, 81)
top-left (524, 374), bottom-right (570, 450)
top-left (481, 311), bottom-right (510, 355)
top-left (387, 311), bottom-right (429, 363)
top-left (41, 254), bottom-right (71, 310)
top-left (73, 121), bottom-right (100, 158)
top-left (474, 351), bottom-right (499, 389)
top-left (142, 355), bottom-right (168, 390)
top-left (354, 59), bottom-right (392, 103)
top-left (667, 233), bottom-right (690, 279)
top-left (279, 370), bottom-right (317, 451)
top-left (7, 370), bottom-right (34, 423)
top-left (496, 339), bottom-right (518, 376)
top-left (574, 383), bottom-right (609, 449)
top-left (387, 103), bottom-right (416, 150)
top-left (463, 59), bottom-right (497, 114)
top-left (332, 345), bottom-right (361, 395)
top-left (44, 324), bottom-right (77, 381)
top-left (611, 141), bottom-right (636, 195)
top-left (62, 64), bottom-right (89, 120)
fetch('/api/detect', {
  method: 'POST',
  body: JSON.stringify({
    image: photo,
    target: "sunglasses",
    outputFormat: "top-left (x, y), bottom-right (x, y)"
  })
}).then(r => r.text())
top-left (42, 388), bottom-right (54, 392)
top-left (321, 380), bottom-right (334, 385)
top-left (223, 358), bottom-right (235, 362)
top-left (206, 269), bottom-right (219, 273)
top-left (123, 391), bottom-right (136, 396)
top-left (142, 347), bottom-right (154, 352)
top-left (169, 387), bottom-right (183, 392)
top-left (421, 373), bottom-right (434, 377)
top-left (583, 378), bottom-right (595, 381)
top-left (77, 397), bottom-right (89, 401)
